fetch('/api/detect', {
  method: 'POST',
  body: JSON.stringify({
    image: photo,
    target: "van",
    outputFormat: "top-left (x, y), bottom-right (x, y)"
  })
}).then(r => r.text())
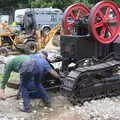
top-left (0, 15), bottom-right (9, 24)
top-left (14, 8), bottom-right (63, 33)
top-left (14, 9), bottom-right (26, 27)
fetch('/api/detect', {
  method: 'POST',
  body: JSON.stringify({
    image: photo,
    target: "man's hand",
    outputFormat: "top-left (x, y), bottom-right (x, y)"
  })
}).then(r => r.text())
top-left (0, 89), bottom-right (6, 100)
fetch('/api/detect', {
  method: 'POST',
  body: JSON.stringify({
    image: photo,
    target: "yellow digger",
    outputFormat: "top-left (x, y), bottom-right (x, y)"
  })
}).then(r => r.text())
top-left (0, 22), bottom-right (62, 56)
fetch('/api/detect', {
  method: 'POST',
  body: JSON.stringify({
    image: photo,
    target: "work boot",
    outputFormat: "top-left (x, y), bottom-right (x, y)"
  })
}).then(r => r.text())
top-left (20, 105), bottom-right (31, 113)
top-left (44, 103), bottom-right (51, 108)
top-left (44, 101), bottom-right (51, 108)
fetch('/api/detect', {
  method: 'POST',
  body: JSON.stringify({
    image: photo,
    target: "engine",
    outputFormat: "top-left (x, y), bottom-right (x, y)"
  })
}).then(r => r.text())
top-left (60, 1), bottom-right (120, 104)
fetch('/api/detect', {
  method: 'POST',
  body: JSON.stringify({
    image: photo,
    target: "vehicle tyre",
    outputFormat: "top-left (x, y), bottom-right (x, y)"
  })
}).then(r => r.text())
top-left (42, 27), bottom-right (51, 36)
top-left (24, 41), bottom-right (37, 54)
top-left (0, 47), bottom-right (9, 56)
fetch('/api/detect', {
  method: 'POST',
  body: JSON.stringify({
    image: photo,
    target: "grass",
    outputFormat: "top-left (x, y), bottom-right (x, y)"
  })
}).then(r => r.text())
top-left (10, 72), bottom-right (20, 81)
top-left (0, 72), bottom-right (20, 89)
top-left (0, 72), bottom-right (19, 81)
top-left (0, 73), bottom-right (3, 81)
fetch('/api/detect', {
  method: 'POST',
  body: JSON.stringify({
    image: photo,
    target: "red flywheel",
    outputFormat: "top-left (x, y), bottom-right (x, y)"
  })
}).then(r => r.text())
top-left (63, 3), bottom-right (90, 34)
top-left (88, 1), bottom-right (120, 44)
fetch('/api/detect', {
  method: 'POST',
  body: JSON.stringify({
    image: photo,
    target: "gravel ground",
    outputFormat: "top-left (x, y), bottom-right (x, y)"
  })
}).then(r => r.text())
top-left (1, 87), bottom-right (120, 120)
top-left (1, 38), bottom-right (120, 120)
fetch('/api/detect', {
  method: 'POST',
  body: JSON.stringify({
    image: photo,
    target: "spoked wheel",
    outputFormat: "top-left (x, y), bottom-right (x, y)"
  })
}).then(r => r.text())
top-left (88, 1), bottom-right (120, 44)
top-left (63, 3), bottom-right (90, 34)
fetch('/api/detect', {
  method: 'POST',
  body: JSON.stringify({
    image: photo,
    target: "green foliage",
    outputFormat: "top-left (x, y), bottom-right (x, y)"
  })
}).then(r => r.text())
top-left (114, 0), bottom-right (120, 7)
top-left (72, 0), bottom-right (93, 8)
top-left (52, 1), bottom-right (72, 10)
top-left (31, 0), bottom-right (72, 10)
top-left (30, 0), bottom-right (92, 10)
top-left (0, 72), bottom-right (19, 81)
top-left (0, 0), bottom-right (28, 13)
top-left (0, 0), bottom-right (120, 13)
top-left (0, 73), bottom-right (3, 81)
top-left (31, 1), bottom-right (54, 8)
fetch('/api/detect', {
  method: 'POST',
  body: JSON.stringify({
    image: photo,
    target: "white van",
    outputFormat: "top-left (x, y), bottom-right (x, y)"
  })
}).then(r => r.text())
top-left (14, 9), bottom-right (26, 25)
top-left (0, 15), bottom-right (9, 24)
top-left (14, 8), bottom-right (63, 32)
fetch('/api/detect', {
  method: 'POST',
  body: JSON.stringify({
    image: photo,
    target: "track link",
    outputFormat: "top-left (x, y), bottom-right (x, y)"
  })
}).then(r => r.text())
top-left (61, 60), bottom-right (120, 104)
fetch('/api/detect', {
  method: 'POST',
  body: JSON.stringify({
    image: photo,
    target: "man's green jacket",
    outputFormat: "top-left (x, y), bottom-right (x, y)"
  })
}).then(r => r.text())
top-left (1, 55), bottom-right (30, 89)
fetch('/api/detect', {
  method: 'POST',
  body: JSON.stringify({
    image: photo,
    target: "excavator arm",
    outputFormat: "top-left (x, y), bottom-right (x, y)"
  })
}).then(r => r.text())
top-left (42, 24), bottom-right (62, 47)
top-left (0, 22), bottom-right (14, 36)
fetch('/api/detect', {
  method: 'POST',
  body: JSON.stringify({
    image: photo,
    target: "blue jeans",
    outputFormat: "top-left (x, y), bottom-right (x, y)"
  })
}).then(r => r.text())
top-left (20, 72), bottom-right (50, 108)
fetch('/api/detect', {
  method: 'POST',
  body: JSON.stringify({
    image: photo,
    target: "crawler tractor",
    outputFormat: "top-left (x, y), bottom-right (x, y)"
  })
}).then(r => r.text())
top-left (59, 1), bottom-right (120, 104)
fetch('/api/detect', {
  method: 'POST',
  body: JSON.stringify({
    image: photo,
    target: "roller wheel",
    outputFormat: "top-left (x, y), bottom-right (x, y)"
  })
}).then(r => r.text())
top-left (42, 27), bottom-right (51, 36)
top-left (88, 1), bottom-right (120, 44)
top-left (63, 3), bottom-right (90, 34)
top-left (0, 47), bottom-right (9, 56)
top-left (24, 41), bottom-right (37, 54)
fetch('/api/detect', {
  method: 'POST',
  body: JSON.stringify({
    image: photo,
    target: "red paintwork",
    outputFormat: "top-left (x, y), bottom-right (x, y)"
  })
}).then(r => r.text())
top-left (63, 3), bottom-right (90, 34)
top-left (88, 1), bottom-right (120, 44)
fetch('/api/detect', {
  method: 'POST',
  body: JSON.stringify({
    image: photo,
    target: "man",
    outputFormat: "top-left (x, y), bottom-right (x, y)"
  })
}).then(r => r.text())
top-left (0, 55), bottom-right (30, 100)
top-left (0, 51), bottom-right (60, 112)
top-left (19, 51), bottom-right (60, 112)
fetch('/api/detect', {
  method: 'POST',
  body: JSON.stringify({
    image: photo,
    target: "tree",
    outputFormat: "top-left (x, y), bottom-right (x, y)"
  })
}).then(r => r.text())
top-left (30, 0), bottom-right (73, 10)
top-left (114, 0), bottom-right (120, 6)
top-left (0, 0), bottom-right (119, 15)
top-left (0, 0), bottom-right (29, 13)
top-left (31, 1), bottom-right (54, 8)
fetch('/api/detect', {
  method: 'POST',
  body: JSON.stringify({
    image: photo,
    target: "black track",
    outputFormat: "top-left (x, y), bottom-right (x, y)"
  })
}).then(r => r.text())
top-left (61, 60), bottom-right (120, 104)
